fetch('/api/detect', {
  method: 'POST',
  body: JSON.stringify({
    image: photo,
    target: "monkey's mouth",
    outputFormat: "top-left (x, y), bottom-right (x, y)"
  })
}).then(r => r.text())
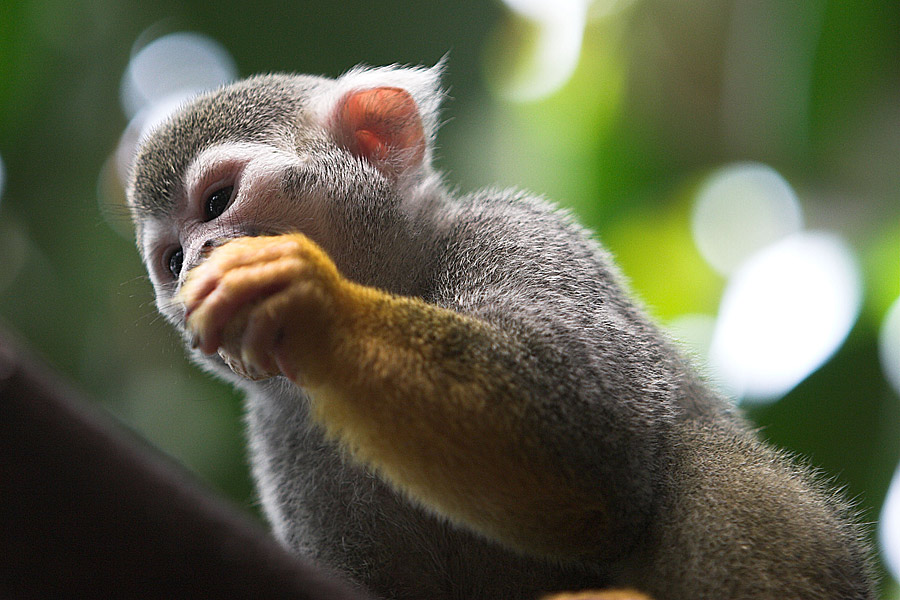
top-left (217, 349), bottom-right (274, 381)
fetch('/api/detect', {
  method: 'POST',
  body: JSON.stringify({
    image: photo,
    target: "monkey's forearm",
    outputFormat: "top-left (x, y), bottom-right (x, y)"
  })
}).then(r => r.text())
top-left (312, 288), bottom-right (617, 558)
top-left (180, 233), bottom-right (613, 559)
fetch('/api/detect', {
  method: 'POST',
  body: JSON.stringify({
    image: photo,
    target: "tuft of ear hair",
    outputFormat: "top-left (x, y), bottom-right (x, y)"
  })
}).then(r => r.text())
top-left (319, 62), bottom-right (445, 178)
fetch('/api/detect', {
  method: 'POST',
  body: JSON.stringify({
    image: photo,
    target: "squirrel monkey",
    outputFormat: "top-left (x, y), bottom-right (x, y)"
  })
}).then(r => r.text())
top-left (126, 64), bottom-right (874, 599)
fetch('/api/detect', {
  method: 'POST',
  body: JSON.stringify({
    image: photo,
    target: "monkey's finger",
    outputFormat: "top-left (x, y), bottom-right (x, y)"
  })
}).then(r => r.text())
top-left (186, 258), bottom-right (305, 354)
top-left (179, 235), bottom-right (317, 313)
top-left (240, 298), bottom-right (285, 378)
top-left (242, 280), bottom-right (332, 382)
top-left (178, 269), bottom-right (221, 317)
top-left (216, 304), bottom-right (277, 380)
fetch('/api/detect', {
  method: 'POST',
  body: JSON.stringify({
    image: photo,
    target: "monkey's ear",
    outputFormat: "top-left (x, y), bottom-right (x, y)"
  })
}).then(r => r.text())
top-left (324, 62), bottom-right (444, 179)
top-left (331, 86), bottom-right (426, 177)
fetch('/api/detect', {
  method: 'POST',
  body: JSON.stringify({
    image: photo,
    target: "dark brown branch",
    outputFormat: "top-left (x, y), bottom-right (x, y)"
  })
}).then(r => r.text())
top-left (0, 326), bottom-right (370, 600)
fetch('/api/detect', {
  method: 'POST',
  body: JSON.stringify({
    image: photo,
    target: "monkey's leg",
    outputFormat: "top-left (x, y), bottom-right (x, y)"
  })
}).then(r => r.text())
top-left (180, 233), bottom-right (615, 560)
top-left (544, 592), bottom-right (652, 600)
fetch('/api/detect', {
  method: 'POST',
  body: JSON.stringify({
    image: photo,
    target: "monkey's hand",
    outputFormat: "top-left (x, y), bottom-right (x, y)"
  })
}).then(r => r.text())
top-left (178, 233), bottom-right (342, 383)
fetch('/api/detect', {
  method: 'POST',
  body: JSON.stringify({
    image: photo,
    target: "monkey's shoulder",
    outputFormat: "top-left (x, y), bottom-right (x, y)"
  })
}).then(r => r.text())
top-left (440, 188), bottom-right (586, 245)
top-left (413, 188), bottom-right (637, 335)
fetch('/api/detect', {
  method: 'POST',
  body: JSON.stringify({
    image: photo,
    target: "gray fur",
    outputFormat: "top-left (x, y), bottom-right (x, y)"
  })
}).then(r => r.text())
top-left (127, 66), bottom-right (874, 599)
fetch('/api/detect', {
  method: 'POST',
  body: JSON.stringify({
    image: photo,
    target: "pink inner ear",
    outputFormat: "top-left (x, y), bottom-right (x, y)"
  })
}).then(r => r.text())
top-left (335, 86), bottom-right (426, 173)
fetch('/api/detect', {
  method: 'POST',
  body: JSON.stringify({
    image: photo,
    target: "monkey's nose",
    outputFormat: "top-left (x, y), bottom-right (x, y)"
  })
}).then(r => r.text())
top-left (200, 237), bottom-right (228, 257)
top-left (180, 237), bottom-right (230, 280)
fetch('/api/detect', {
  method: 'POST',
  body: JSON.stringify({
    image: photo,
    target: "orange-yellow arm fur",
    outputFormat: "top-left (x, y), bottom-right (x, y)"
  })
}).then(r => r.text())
top-left (178, 232), bottom-right (609, 560)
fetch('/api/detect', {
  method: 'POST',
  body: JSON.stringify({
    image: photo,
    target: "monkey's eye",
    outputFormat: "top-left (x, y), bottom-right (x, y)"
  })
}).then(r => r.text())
top-left (168, 247), bottom-right (184, 279)
top-left (204, 186), bottom-right (234, 221)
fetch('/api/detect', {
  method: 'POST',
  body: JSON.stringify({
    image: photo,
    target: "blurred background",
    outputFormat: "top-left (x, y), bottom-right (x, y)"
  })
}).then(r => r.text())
top-left (1, 0), bottom-right (898, 595)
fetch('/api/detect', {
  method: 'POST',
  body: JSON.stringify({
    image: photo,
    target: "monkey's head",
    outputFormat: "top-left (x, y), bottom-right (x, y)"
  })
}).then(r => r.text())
top-left (126, 65), bottom-right (444, 338)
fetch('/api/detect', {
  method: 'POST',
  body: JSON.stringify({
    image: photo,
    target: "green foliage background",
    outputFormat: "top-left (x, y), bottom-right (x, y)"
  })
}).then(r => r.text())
top-left (0, 0), bottom-right (898, 595)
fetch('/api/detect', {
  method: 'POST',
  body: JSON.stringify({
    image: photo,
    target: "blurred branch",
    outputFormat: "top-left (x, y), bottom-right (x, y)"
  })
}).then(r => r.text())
top-left (0, 325), bottom-right (369, 600)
